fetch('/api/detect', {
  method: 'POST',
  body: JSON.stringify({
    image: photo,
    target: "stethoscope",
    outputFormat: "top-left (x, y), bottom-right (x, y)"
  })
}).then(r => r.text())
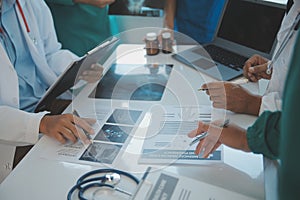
top-left (15, 0), bottom-right (30, 33)
top-left (0, 0), bottom-right (30, 35)
top-left (67, 168), bottom-right (150, 200)
top-left (266, 12), bottom-right (300, 75)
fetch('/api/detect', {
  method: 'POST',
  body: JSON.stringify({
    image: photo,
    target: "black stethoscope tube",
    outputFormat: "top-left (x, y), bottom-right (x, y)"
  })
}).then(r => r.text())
top-left (76, 168), bottom-right (139, 185)
top-left (67, 168), bottom-right (140, 200)
top-left (16, 0), bottom-right (30, 33)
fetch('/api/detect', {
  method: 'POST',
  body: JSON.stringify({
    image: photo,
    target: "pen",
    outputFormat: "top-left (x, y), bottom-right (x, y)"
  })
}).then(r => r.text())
top-left (197, 88), bottom-right (208, 91)
top-left (189, 119), bottom-right (230, 146)
top-left (266, 60), bottom-right (273, 75)
top-left (231, 77), bottom-right (249, 85)
top-left (72, 110), bottom-right (92, 141)
top-left (197, 78), bottom-right (249, 91)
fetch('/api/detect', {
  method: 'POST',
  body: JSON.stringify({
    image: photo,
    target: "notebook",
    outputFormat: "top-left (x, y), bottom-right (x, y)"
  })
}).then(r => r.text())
top-left (34, 36), bottom-right (119, 113)
top-left (173, 0), bottom-right (285, 81)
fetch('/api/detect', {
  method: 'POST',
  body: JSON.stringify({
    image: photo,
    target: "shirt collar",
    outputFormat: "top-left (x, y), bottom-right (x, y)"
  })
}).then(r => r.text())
top-left (287, 0), bottom-right (294, 13)
top-left (2, 0), bottom-right (16, 14)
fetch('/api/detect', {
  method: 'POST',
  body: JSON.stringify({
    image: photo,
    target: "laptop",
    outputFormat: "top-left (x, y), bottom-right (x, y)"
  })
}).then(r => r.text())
top-left (173, 0), bottom-right (285, 81)
top-left (34, 36), bottom-right (119, 113)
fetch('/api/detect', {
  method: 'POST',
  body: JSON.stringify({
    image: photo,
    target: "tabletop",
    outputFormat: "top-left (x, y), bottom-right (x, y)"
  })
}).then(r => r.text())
top-left (0, 44), bottom-right (265, 200)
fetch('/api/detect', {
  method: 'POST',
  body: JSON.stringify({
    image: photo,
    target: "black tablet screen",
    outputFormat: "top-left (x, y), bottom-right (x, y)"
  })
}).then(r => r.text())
top-left (89, 63), bottom-right (173, 101)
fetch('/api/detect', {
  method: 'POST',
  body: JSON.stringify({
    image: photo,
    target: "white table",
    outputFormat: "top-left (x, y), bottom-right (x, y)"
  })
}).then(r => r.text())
top-left (0, 44), bottom-right (265, 200)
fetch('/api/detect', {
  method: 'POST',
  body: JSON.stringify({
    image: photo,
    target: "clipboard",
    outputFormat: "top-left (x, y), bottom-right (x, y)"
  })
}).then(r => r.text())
top-left (34, 36), bottom-right (119, 113)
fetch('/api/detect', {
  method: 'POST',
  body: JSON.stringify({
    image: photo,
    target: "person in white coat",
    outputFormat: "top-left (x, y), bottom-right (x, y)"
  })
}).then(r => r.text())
top-left (0, 0), bottom-right (100, 182)
top-left (200, 0), bottom-right (300, 116)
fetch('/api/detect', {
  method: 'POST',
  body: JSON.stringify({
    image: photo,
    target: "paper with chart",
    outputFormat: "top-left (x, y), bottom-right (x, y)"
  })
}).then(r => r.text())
top-left (139, 105), bottom-right (223, 165)
top-left (133, 169), bottom-right (257, 200)
top-left (39, 108), bottom-right (144, 166)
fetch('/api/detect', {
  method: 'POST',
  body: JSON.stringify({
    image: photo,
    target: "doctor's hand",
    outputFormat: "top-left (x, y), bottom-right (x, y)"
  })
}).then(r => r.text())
top-left (188, 120), bottom-right (223, 158)
top-left (79, 63), bottom-right (103, 83)
top-left (243, 54), bottom-right (271, 82)
top-left (73, 0), bottom-right (115, 8)
top-left (188, 121), bottom-right (251, 158)
top-left (201, 82), bottom-right (262, 116)
top-left (39, 114), bottom-right (96, 144)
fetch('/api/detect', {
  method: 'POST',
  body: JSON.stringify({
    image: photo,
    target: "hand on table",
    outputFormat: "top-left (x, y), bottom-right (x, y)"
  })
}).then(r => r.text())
top-left (188, 120), bottom-right (250, 158)
top-left (39, 114), bottom-right (96, 144)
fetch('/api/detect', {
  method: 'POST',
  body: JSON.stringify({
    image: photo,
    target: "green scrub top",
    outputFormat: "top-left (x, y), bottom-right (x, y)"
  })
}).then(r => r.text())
top-left (46, 0), bottom-right (112, 56)
top-left (245, 31), bottom-right (300, 199)
top-left (247, 111), bottom-right (281, 160)
top-left (279, 31), bottom-right (300, 200)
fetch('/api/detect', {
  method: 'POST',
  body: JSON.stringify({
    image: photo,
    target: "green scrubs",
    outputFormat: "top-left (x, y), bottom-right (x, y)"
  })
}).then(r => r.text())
top-left (279, 31), bottom-right (300, 200)
top-left (247, 111), bottom-right (281, 160)
top-left (246, 32), bottom-right (300, 199)
top-left (46, 0), bottom-right (111, 56)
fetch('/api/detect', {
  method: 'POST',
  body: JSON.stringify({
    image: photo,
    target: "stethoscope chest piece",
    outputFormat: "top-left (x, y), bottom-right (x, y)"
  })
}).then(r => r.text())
top-left (104, 173), bottom-right (121, 185)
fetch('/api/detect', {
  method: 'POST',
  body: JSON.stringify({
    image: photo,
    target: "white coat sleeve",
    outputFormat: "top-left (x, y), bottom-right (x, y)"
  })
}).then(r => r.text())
top-left (259, 92), bottom-right (282, 115)
top-left (0, 106), bottom-right (48, 146)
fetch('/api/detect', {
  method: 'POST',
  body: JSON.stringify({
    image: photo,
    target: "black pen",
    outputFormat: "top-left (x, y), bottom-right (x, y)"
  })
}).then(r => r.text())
top-left (72, 110), bottom-right (92, 141)
top-left (189, 119), bottom-right (230, 146)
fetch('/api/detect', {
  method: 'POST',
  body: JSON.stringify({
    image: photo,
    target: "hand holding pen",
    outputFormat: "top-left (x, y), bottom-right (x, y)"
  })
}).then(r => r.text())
top-left (199, 81), bottom-right (261, 116)
top-left (188, 120), bottom-right (251, 158)
top-left (243, 54), bottom-right (271, 82)
top-left (189, 119), bottom-right (230, 146)
top-left (188, 119), bottom-right (230, 158)
top-left (72, 110), bottom-right (95, 144)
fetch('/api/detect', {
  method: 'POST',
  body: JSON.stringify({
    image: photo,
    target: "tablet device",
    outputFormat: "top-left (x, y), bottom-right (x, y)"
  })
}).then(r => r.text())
top-left (89, 63), bottom-right (173, 101)
top-left (34, 36), bottom-right (119, 113)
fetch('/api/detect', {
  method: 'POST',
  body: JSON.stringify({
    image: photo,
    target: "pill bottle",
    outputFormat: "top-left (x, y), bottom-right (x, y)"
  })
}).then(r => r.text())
top-left (161, 32), bottom-right (173, 54)
top-left (145, 32), bottom-right (159, 56)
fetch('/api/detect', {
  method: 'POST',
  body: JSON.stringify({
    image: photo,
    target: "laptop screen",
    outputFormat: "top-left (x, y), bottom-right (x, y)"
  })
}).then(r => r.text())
top-left (217, 0), bottom-right (285, 54)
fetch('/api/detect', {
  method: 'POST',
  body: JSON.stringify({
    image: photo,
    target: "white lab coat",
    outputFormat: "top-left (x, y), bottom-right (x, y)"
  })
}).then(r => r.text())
top-left (260, 1), bottom-right (300, 114)
top-left (0, 0), bottom-right (77, 182)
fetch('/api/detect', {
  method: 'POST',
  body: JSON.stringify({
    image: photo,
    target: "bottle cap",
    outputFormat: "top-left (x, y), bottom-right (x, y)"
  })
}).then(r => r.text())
top-left (146, 32), bottom-right (157, 41)
top-left (162, 32), bottom-right (171, 39)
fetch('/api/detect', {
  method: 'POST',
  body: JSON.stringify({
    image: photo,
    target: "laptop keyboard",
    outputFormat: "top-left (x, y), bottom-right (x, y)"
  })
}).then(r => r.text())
top-left (203, 45), bottom-right (248, 69)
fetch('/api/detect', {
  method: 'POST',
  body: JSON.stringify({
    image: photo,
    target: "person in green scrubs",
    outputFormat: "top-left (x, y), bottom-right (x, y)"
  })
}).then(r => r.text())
top-left (278, 31), bottom-right (300, 200)
top-left (189, 32), bottom-right (300, 199)
top-left (46, 0), bottom-right (115, 56)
